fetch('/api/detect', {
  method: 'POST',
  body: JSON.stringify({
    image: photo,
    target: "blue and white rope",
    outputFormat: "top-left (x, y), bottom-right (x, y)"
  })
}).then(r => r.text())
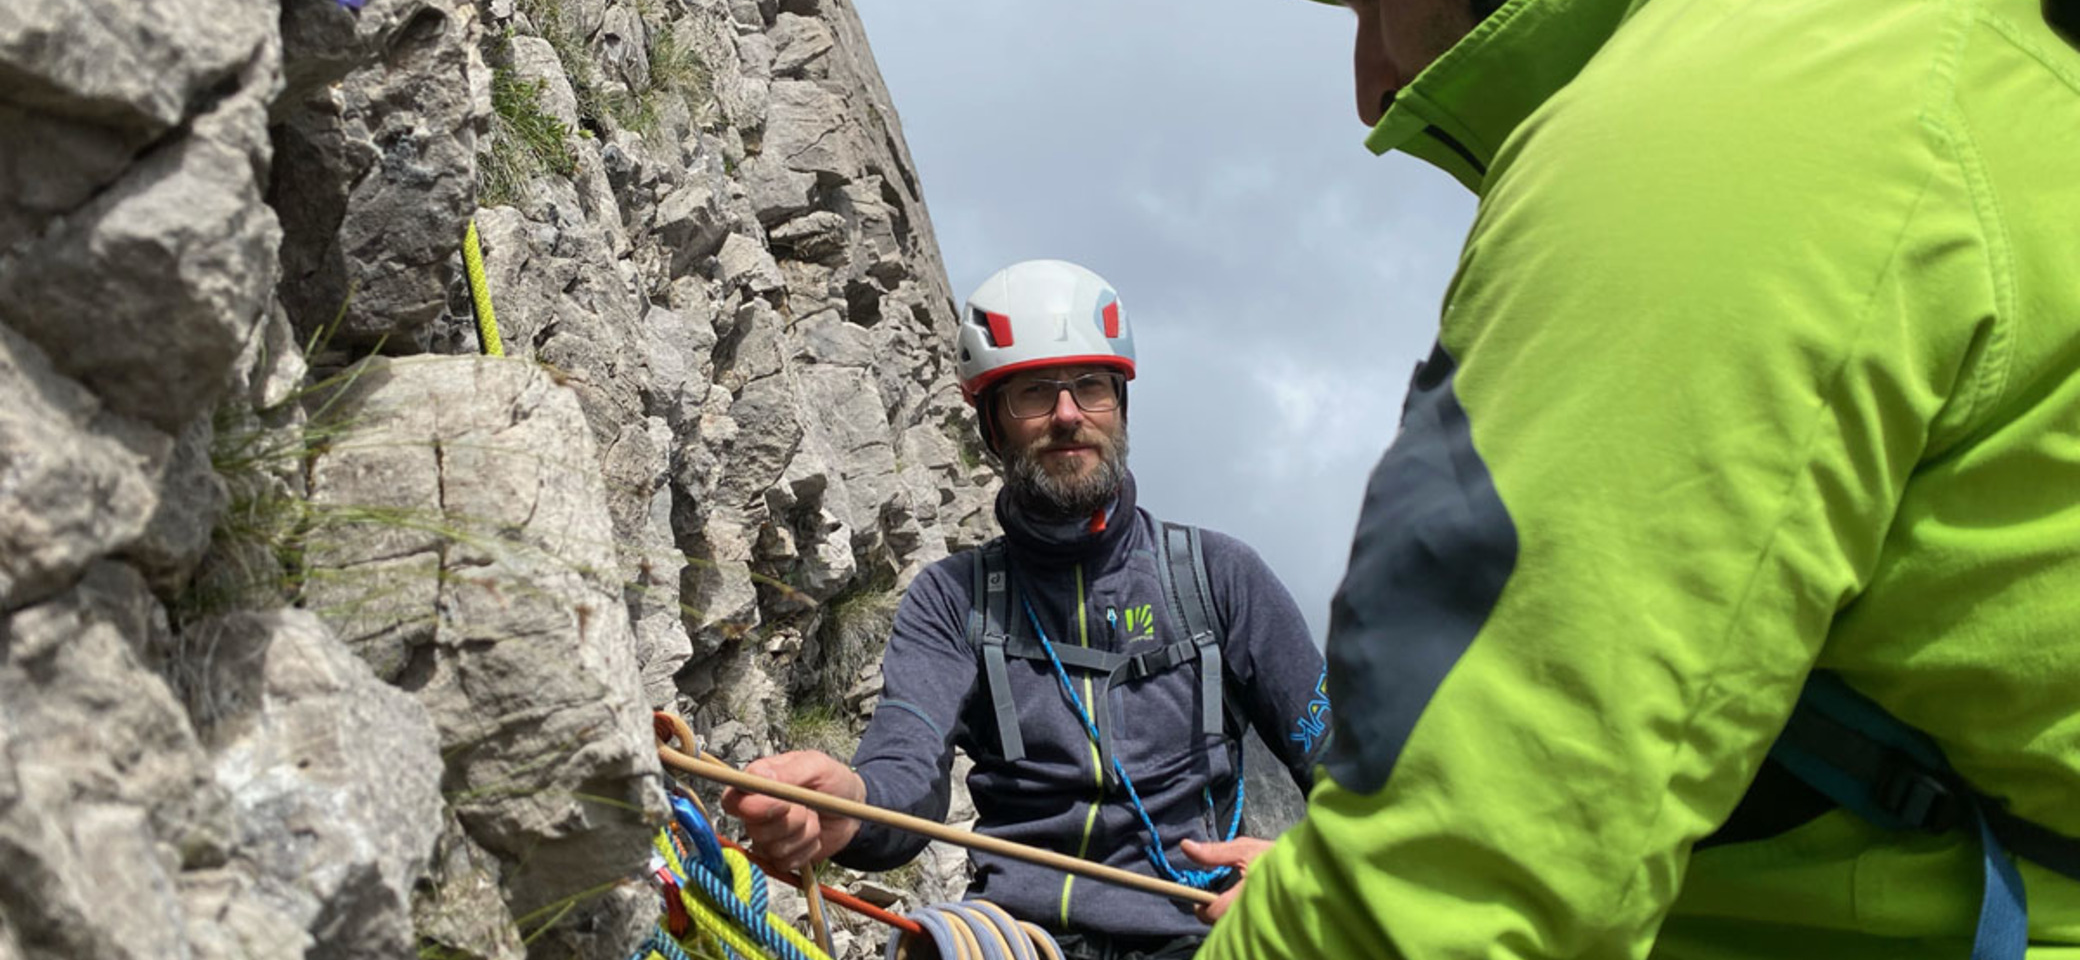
top-left (1022, 598), bottom-right (1243, 889)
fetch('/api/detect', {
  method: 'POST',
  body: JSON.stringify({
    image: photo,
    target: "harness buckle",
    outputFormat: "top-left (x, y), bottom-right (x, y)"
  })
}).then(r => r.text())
top-left (1128, 643), bottom-right (1191, 678)
top-left (1875, 763), bottom-right (1963, 833)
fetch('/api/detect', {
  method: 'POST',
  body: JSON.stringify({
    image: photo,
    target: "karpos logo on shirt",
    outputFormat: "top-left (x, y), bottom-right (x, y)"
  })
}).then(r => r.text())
top-left (1120, 603), bottom-right (1156, 639)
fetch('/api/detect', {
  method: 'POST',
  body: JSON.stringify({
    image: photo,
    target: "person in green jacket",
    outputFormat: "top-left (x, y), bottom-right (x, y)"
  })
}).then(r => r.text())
top-left (1195, 0), bottom-right (2080, 957)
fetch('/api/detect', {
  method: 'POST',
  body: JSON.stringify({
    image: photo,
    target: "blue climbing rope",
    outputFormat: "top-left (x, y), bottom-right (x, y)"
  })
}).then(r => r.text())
top-left (658, 793), bottom-right (819, 960)
top-left (639, 927), bottom-right (698, 960)
top-left (1022, 598), bottom-right (1243, 889)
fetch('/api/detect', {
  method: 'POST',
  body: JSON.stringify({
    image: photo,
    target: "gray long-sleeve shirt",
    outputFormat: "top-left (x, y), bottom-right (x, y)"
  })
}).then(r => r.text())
top-left (836, 479), bottom-right (1331, 941)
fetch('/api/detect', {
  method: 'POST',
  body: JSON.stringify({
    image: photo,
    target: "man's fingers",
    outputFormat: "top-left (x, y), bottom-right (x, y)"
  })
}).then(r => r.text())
top-left (723, 788), bottom-right (790, 824)
top-left (718, 752), bottom-right (862, 868)
top-left (1180, 836), bottom-right (1272, 869)
top-left (749, 751), bottom-right (840, 788)
top-left (766, 835), bottom-right (819, 871)
top-left (1196, 884), bottom-right (1243, 924)
top-left (1182, 836), bottom-right (1275, 924)
top-left (750, 806), bottom-right (822, 868)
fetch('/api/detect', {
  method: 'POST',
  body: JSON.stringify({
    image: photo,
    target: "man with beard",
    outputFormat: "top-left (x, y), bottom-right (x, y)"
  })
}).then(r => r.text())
top-left (722, 259), bottom-right (1331, 959)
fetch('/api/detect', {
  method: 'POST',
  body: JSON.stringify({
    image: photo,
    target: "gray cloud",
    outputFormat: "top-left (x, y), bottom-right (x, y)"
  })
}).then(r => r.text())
top-left (856, 0), bottom-right (1477, 639)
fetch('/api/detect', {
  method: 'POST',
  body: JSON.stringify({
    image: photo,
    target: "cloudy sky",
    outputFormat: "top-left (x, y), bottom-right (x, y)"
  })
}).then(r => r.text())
top-left (852, 1), bottom-right (1478, 641)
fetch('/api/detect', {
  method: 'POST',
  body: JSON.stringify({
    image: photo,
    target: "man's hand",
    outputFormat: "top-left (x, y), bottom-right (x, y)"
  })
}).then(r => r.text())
top-left (719, 751), bottom-right (867, 871)
top-left (1180, 836), bottom-right (1277, 924)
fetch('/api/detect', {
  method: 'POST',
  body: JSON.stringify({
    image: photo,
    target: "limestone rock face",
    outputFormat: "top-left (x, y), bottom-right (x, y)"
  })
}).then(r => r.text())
top-left (0, 326), bottom-right (168, 610)
top-left (0, 0), bottom-right (275, 248)
top-left (302, 356), bottom-right (663, 928)
top-left (273, 0), bottom-right (491, 352)
top-left (2, 0), bottom-right (995, 955)
top-left (184, 610), bottom-right (447, 960)
top-left (0, 82), bottom-right (280, 433)
top-left (0, 564), bottom-right (248, 960)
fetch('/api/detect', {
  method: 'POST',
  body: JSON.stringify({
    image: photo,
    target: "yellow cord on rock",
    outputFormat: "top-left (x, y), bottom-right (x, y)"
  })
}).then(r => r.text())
top-left (463, 218), bottom-right (504, 357)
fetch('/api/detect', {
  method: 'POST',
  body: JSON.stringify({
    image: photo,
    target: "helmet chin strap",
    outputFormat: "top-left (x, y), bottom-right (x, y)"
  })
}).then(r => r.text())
top-left (977, 392), bottom-right (1008, 461)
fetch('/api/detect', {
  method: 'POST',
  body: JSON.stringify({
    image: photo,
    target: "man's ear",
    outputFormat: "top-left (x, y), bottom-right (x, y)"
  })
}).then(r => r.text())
top-left (977, 391), bottom-right (1006, 460)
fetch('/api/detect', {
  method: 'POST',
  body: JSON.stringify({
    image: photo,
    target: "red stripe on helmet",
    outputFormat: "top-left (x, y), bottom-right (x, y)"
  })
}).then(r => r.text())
top-left (959, 354), bottom-right (1137, 403)
top-left (1102, 301), bottom-right (1121, 338)
top-left (985, 311), bottom-right (1014, 348)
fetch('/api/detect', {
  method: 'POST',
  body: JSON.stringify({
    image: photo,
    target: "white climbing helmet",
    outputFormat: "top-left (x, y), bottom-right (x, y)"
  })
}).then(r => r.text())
top-left (955, 259), bottom-right (1136, 403)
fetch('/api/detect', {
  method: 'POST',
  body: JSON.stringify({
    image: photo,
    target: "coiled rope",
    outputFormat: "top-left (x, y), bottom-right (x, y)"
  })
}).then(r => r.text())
top-left (887, 901), bottom-right (1063, 960)
top-left (633, 789), bottom-right (832, 960)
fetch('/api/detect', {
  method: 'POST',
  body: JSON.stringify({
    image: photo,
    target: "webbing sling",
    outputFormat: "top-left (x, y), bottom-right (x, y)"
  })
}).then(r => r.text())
top-left (1762, 670), bottom-right (2080, 960)
top-left (968, 522), bottom-right (1229, 768)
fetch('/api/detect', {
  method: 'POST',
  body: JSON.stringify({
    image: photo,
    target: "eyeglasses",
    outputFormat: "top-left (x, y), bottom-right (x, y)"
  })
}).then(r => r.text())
top-left (1001, 373), bottom-right (1125, 419)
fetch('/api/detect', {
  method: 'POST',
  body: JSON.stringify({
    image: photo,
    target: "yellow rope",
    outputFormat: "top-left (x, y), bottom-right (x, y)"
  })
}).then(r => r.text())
top-left (653, 830), bottom-right (836, 960)
top-left (463, 219), bottom-right (504, 357)
top-left (656, 832), bottom-right (776, 959)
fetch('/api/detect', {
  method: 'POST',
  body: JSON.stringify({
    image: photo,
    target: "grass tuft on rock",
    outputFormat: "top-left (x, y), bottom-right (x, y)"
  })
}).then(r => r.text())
top-left (482, 64), bottom-right (578, 207)
top-left (623, 21), bottom-right (712, 136)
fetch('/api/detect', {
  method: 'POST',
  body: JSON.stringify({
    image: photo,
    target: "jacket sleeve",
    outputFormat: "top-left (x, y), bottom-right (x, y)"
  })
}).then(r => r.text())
top-left (1203, 531), bottom-right (1331, 794)
top-left (1200, 39), bottom-right (2002, 960)
top-left (834, 557), bottom-right (981, 872)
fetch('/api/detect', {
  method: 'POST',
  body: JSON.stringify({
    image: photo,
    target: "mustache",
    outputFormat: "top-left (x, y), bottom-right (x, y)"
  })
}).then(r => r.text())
top-left (1033, 425), bottom-right (1108, 449)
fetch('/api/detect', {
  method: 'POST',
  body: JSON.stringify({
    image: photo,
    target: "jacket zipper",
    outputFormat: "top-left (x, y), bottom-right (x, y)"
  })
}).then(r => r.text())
top-left (1425, 124), bottom-right (1488, 178)
top-left (1060, 563), bottom-right (1103, 928)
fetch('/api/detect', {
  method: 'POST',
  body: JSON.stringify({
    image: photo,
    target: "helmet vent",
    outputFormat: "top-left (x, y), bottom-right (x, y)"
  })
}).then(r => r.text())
top-left (979, 310), bottom-right (1014, 348)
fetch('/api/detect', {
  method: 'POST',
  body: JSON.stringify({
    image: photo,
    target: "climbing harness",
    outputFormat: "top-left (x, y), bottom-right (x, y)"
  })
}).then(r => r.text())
top-left (1714, 670), bottom-right (2080, 960)
top-left (462, 219), bottom-right (504, 357)
top-left (1022, 597), bottom-right (1242, 890)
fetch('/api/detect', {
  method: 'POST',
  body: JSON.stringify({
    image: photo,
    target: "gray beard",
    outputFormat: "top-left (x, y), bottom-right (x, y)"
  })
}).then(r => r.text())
top-left (1003, 427), bottom-right (1129, 521)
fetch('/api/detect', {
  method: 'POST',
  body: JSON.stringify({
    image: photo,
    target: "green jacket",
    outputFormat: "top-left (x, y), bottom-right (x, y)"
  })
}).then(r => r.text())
top-left (1204, 0), bottom-right (2080, 956)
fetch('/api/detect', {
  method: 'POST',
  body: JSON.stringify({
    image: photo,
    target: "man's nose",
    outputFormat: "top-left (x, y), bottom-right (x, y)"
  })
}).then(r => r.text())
top-left (1050, 386), bottom-right (1086, 426)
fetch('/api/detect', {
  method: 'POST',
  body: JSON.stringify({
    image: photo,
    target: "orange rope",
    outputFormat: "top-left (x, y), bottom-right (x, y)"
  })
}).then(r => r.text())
top-left (718, 835), bottom-right (925, 937)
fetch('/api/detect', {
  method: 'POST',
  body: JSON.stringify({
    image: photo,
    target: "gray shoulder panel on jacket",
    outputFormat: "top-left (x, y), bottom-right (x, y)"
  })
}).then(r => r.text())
top-left (1323, 343), bottom-right (1517, 795)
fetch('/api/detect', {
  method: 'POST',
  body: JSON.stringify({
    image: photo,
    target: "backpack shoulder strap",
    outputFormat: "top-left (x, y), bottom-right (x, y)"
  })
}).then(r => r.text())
top-left (968, 539), bottom-right (1025, 763)
top-left (1155, 521), bottom-right (1225, 738)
